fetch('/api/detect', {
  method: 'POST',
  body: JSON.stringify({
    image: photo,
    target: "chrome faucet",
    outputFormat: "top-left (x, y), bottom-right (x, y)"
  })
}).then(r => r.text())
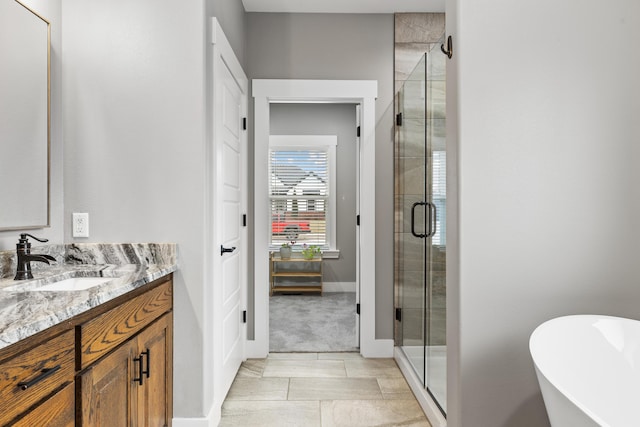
top-left (14, 234), bottom-right (56, 280)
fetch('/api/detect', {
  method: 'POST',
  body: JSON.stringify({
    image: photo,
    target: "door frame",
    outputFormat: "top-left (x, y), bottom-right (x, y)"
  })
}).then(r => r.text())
top-left (250, 79), bottom-right (393, 358)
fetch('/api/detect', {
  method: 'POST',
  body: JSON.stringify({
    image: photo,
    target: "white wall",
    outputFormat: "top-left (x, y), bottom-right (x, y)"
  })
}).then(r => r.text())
top-left (448, 0), bottom-right (640, 425)
top-left (0, 0), bottom-right (63, 250)
top-left (62, 0), bottom-right (246, 419)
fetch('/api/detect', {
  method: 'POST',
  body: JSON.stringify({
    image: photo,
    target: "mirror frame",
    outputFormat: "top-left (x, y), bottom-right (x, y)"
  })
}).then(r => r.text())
top-left (0, 1), bottom-right (51, 231)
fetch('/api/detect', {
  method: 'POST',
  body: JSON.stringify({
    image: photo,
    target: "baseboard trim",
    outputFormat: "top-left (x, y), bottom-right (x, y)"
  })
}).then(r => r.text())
top-left (323, 281), bottom-right (356, 292)
top-left (394, 347), bottom-right (447, 427)
top-left (173, 401), bottom-right (221, 427)
top-left (172, 417), bottom-right (213, 427)
top-left (361, 338), bottom-right (394, 358)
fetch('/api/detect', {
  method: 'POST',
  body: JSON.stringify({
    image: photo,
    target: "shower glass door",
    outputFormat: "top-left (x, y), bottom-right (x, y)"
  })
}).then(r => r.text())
top-left (395, 48), bottom-right (446, 415)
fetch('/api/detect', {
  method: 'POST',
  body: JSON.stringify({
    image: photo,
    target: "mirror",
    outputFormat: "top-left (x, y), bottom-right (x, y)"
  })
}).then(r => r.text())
top-left (0, 0), bottom-right (50, 230)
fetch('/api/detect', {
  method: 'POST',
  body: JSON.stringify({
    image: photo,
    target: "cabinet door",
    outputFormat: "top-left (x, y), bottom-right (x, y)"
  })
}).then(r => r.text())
top-left (80, 340), bottom-right (136, 426)
top-left (136, 313), bottom-right (173, 427)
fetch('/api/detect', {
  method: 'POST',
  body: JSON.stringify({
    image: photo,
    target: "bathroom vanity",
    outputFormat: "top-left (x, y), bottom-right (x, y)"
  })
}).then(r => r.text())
top-left (0, 243), bottom-right (176, 426)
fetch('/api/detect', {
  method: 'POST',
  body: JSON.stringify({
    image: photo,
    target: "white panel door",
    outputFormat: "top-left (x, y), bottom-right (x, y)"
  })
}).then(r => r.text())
top-left (214, 51), bottom-right (245, 403)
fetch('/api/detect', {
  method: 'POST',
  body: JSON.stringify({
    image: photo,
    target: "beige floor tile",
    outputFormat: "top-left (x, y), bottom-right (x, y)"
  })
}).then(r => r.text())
top-left (220, 400), bottom-right (321, 427)
top-left (320, 399), bottom-right (431, 427)
top-left (269, 352), bottom-right (319, 360)
top-left (221, 353), bottom-right (432, 426)
top-left (377, 377), bottom-right (415, 399)
top-left (288, 377), bottom-right (383, 401)
top-left (264, 359), bottom-right (347, 378)
top-left (226, 377), bottom-right (289, 401)
top-left (318, 352), bottom-right (363, 360)
top-left (344, 358), bottom-right (403, 378)
top-left (236, 359), bottom-right (266, 378)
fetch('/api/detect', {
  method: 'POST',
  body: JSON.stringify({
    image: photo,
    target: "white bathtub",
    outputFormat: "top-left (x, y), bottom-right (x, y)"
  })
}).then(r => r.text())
top-left (530, 315), bottom-right (640, 427)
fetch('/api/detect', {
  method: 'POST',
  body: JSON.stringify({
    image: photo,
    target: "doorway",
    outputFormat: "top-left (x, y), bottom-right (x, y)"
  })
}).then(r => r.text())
top-left (249, 79), bottom-right (389, 359)
top-left (268, 103), bottom-right (358, 352)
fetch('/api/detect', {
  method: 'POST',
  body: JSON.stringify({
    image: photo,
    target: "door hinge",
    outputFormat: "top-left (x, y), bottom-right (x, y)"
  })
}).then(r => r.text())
top-left (356, 215), bottom-right (360, 226)
top-left (395, 307), bottom-right (402, 322)
top-left (242, 310), bottom-right (247, 323)
top-left (396, 112), bottom-right (403, 126)
top-left (242, 214), bottom-right (247, 227)
top-left (356, 303), bottom-right (360, 315)
top-left (356, 126), bottom-right (361, 138)
top-left (242, 117), bottom-right (247, 130)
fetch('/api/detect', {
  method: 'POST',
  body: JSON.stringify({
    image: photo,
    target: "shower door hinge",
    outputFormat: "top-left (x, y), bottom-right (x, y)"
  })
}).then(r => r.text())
top-left (356, 303), bottom-right (360, 315)
top-left (242, 117), bottom-right (247, 130)
top-left (356, 126), bottom-right (361, 138)
top-left (395, 307), bottom-right (402, 322)
top-left (356, 215), bottom-right (360, 226)
top-left (396, 113), bottom-right (403, 126)
top-left (242, 310), bottom-right (247, 323)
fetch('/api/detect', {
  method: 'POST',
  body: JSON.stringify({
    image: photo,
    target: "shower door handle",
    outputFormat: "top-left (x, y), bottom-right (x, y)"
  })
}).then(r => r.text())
top-left (411, 201), bottom-right (437, 238)
top-left (411, 201), bottom-right (427, 238)
top-left (427, 202), bottom-right (437, 238)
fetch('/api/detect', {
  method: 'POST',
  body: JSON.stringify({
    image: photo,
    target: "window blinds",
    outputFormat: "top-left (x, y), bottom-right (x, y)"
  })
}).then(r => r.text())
top-left (269, 148), bottom-right (329, 247)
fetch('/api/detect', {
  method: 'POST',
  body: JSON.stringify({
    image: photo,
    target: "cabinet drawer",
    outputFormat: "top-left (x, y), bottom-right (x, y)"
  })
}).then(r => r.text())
top-left (0, 330), bottom-right (75, 426)
top-left (12, 382), bottom-right (75, 427)
top-left (80, 280), bottom-right (172, 369)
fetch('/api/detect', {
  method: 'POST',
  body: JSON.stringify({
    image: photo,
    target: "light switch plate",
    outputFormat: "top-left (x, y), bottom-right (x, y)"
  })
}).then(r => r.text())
top-left (72, 213), bottom-right (89, 237)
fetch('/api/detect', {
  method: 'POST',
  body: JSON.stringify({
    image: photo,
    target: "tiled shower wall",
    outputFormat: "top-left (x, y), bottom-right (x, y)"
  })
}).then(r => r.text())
top-left (394, 13), bottom-right (446, 346)
top-left (395, 14), bottom-right (445, 89)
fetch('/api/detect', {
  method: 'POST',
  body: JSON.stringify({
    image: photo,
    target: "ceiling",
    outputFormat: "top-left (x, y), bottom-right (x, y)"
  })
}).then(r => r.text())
top-left (241, 0), bottom-right (445, 14)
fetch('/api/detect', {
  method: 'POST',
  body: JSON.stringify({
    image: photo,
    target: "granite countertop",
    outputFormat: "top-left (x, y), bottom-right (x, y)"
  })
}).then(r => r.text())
top-left (0, 243), bottom-right (177, 351)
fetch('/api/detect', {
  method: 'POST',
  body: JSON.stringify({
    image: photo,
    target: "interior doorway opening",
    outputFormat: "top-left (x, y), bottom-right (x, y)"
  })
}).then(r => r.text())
top-left (249, 79), bottom-right (383, 359)
top-left (267, 103), bottom-right (359, 353)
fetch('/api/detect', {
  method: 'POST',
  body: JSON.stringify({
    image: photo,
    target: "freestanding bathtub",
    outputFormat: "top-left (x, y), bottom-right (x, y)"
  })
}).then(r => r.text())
top-left (530, 315), bottom-right (640, 427)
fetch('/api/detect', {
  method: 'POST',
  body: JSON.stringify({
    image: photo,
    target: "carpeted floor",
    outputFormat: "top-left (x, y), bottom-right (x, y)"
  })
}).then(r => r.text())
top-left (269, 292), bottom-right (358, 352)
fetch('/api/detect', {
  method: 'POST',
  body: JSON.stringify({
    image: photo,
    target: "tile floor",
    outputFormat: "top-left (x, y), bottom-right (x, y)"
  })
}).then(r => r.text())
top-left (219, 352), bottom-right (432, 427)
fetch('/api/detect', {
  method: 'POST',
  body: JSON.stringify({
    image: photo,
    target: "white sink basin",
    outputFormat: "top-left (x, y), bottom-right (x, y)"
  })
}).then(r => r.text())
top-left (4, 277), bottom-right (112, 292)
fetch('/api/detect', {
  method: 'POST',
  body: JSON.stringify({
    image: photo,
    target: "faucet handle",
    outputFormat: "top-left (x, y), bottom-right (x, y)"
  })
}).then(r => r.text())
top-left (19, 233), bottom-right (49, 243)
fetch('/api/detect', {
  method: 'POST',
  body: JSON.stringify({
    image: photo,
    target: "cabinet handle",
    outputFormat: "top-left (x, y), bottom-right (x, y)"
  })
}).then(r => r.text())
top-left (17, 365), bottom-right (61, 390)
top-left (142, 349), bottom-right (150, 379)
top-left (133, 355), bottom-right (144, 386)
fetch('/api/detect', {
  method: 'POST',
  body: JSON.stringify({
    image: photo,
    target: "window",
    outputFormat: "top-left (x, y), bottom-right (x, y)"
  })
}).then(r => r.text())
top-left (432, 151), bottom-right (446, 246)
top-left (269, 135), bottom-right (337, 251)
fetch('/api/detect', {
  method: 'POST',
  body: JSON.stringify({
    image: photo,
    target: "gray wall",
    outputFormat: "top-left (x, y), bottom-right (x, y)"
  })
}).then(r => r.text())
top-left (208, 0), bottom-right (246, 67)
top-left (62, 0), bottom-right (246, 419)
top-left (247, 13), bottom-right (395, 339)
top-left (270, 103), bottom-right (357, 284)
top-left (0, 0), bottom-right (63, 250)
top-left (448, 0), bottom-right (640, 425)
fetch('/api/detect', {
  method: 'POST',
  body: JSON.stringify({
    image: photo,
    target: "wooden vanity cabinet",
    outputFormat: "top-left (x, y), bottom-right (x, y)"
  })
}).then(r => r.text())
top-left (79, 312), bottom-right (173, 427)
top-left (0, 274), bottom-right (173, 427)
top-left (78, 278), bottom-right (173, 427)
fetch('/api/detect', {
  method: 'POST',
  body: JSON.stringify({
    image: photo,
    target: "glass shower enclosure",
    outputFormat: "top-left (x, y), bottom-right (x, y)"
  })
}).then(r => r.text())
top-left (395, 50), bottom-right (446, 415)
